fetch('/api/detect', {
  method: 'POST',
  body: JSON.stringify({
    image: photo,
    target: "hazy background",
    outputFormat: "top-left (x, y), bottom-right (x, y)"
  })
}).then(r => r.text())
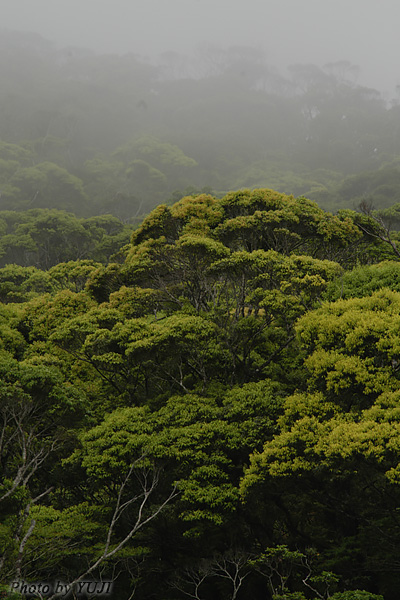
top-left (1, 0), bottom-right (400, 224)
top-left (2, 0), bottom-right (400, 94)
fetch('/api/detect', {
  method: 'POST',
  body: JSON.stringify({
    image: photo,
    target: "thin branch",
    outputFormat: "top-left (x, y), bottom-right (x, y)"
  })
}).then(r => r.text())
top-left (47, 463), bottom-right (178, 600)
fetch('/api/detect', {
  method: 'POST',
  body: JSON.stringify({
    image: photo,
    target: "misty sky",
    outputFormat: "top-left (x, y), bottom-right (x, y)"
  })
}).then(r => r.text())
top-left (2, 0), bottom-right (400, 93)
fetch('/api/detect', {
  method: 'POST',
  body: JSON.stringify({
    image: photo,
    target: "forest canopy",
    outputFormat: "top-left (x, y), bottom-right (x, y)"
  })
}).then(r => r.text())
top-left (1, 187), bottom-right (400, 599)
top-left (2, 27), bottom-right (400, 600)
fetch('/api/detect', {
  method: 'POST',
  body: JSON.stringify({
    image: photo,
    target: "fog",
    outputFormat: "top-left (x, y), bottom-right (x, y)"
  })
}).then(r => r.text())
top-left (2, 0), bottom-right (400, 94)
top-left (2, 0), bottom-right (400, 221)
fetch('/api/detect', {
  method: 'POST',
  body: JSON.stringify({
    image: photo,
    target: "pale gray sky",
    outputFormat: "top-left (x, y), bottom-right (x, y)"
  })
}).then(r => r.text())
top-left (2, 0), bottom-right (400, 93)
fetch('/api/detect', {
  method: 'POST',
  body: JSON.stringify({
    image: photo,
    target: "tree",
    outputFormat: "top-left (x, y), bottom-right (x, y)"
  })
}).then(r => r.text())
top-left (7, 162), bottom-right (88, 214)
top-left (241, 289), bottom-right (400, 598)
top-left (0, 210), bottom-right (133, 269)
top-left (0, 265), bottom-right (53, 303)
top-left (0, 352), bottom-right (87, 581)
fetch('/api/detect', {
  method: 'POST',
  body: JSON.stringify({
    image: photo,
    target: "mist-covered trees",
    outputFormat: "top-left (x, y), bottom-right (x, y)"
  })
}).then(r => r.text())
top-left (2, 31), bottom-right (400, 221)
top-left (0, 209), bottom-right (133, 270)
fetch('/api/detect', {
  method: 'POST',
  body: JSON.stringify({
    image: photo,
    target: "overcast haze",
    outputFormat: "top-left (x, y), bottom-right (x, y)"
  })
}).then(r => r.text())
top-left (2, 0), bottom-right (400, 93)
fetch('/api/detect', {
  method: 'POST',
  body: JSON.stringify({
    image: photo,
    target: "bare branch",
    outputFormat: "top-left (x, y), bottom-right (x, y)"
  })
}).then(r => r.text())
top-left (211, 552), bottom-right (251, 600)
top-left (47, 462), bottom-right (178, 600)
top-left (15, 519), bottom-right (36, 580)
top-left (357, 202), bottom-right (400, 260)
top-left (171, 562), bottom-right (214, 600)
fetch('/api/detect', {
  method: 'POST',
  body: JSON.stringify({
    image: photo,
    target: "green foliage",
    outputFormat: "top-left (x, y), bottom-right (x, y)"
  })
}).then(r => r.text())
top-left (314, 166), bottom-right (400, 212)
top-left (0, 585), bottom-right (22, 600)
top-left (48, 260), bottom-right (103, 292)
top-left (296, 289), bottom-right (400, 403)
top-left (71, 380), bottom-right (283, 527)
top-left (0, 347), bottom-right (88, 580)
top-left (240, 288), bottom-right (400, 598)
top-left (325, 260), bottom-right (400, 301)
top-left (7, 161), bottom-right (88, 213)
top-left (0, 209), bottom-right (133, 269)
top-left (0, 188), bottom-right (399, 598)
top-left (24, 504), bottom-right (101, 576)
top-left (6, 27), bottom-right (400, 596)
top-left (0, 264), bottom-right (54, 303)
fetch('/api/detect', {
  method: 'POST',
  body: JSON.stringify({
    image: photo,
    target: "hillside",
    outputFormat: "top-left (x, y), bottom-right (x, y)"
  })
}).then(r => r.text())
top-left (1, 32), bottom-right (400, 222)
